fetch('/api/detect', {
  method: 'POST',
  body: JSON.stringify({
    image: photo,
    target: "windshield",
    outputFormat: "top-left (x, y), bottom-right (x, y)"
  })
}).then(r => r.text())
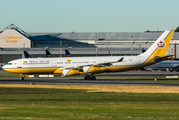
top-left (7, 63), bottom-right (12, 65)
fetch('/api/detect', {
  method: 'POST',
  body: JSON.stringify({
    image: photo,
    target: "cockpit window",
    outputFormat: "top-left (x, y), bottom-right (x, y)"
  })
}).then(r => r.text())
top-left (7, 63), bottom-right (12, 65)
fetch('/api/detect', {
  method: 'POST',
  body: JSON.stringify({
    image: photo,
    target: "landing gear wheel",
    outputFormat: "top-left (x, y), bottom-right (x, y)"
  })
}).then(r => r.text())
top-left (91, 76), bottom-right (96, 80)
top-left (169, 68), bottom-right (173, 72)
top-left (84, 74), bottom-right (96, 80)
top-left (20, 77), bottom-right (24, 80)
top-left (84, 76), bottom-right (90, 80)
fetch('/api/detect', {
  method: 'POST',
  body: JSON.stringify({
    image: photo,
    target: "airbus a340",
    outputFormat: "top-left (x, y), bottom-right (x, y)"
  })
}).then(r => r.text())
top-left (3, 31), bottom-right (174, 80)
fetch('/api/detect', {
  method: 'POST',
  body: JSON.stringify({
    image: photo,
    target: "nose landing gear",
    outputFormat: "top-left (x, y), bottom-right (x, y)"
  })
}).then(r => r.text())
top-left (20, 74), bottom-right (24, 80)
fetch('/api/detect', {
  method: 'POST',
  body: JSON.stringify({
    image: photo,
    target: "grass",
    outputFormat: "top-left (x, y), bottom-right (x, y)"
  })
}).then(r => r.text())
top-left (0, 73), bottom-right (19, 78)
top-left (113, 79), bottom-right (179, 83)
top-left (0, 86), bottom-right (179, 119)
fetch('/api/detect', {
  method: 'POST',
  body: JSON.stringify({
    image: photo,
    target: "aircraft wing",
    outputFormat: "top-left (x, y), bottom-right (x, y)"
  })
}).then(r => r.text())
top-left (59, 57), bottom-right (124, 70)
top-left (93, 57), bottom-right (124, 67)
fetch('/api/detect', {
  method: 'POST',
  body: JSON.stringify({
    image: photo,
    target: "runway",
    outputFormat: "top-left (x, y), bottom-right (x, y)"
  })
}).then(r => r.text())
top-left (0, 71), bottom-right (179, 86)
top-left (0, 78), bottom-right (179, 86)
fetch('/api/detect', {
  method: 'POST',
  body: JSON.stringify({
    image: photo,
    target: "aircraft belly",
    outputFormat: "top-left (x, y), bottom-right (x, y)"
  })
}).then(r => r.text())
top-left (88, 66), bottom-right (109, 73)
top-left (88, 65), bottom-right (141, 73)
top-left (105, 66), bottom-right (140, 72)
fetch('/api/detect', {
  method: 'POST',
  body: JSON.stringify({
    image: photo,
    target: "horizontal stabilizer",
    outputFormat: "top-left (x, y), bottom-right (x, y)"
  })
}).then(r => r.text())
top-left (117, 57), bottom-right (124, 62)
top-left (153, 55), bottom-right (174, 62)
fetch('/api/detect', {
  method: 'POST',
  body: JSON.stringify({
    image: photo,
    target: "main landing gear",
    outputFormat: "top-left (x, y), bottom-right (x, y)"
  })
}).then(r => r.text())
top-left (84, 74), bottom-right (96, 80)
top-left (20, 74), bottom-right (24, 80)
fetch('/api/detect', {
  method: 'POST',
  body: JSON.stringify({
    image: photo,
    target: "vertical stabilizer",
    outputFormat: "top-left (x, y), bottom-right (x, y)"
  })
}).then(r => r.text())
top-left (23, 51), bottom-right (31, 58)
top-left (45, 50), bottom-right (53, 57)
top-left (139, 30), bottom-right (174, 57)
top-left (65, 49), bottom-right (72, 57)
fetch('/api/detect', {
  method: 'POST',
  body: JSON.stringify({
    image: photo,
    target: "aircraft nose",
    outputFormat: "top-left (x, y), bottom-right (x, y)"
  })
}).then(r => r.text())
top-left (2, 65), bottom-right (6, 70)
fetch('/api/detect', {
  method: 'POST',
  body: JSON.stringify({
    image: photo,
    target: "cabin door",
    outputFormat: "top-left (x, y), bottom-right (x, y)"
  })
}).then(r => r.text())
top-left (52, 60), bottom-right (57, 67)
top-left (17, 61), bottom-right (22, 68)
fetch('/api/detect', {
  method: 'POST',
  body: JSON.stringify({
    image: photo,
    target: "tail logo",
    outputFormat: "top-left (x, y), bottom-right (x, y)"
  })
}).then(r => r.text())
top-left (157, 40), bottom-right (165, 49)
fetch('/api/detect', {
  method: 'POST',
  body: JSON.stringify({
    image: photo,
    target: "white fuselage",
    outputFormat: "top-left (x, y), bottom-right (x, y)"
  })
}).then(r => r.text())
top-left (3, 55), bottom-right (148, 74)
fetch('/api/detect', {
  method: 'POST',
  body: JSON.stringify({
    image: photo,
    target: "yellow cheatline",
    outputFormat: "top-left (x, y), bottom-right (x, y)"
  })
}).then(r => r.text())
top-left (3, 68), bottom-right (58, 74)
top-left (68, 69), bottom-right (80, 76)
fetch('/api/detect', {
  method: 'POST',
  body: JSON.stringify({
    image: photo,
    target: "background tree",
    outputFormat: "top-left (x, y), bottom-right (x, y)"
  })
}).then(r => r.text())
top-left (175, 26), bottom-right (179, 32)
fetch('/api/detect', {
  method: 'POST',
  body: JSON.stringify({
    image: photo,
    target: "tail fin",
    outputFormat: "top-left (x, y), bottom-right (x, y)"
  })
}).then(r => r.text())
top-left (142, 48), bottom-right (146, 53)
top-left (45, 50), bottom-right (53, 57)
top-left (139, 30), bottom-right (174, 58)
top-left (23, 51), bottom-right (31, 58)
top-left (65, 49), bottom-right (72, 57)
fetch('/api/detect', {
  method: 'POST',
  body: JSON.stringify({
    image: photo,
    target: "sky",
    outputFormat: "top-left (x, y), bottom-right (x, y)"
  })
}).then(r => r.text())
top-left (0, 0), bottom-right (179, 33)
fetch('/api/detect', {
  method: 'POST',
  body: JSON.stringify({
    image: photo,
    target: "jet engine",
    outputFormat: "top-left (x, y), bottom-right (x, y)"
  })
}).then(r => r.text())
top-left (83, 66), bottom-right (109, 73)
top-left (62, 69), bottom-right (80, 76)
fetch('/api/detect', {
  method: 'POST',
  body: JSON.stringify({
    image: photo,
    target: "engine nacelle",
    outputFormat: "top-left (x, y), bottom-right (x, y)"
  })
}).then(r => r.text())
top-left (83, 66), bottom-right (109, 73)
top-left (63, 69), bottom-right (80, 76)
top-left (83, 66), bottom-right (92, 73)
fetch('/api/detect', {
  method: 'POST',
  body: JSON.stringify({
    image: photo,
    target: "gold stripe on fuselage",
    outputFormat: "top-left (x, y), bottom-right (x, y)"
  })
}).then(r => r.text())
top-left (87, 65), bottom-right (143, 73)
top-left (3, 68), bottom-right (58, 74)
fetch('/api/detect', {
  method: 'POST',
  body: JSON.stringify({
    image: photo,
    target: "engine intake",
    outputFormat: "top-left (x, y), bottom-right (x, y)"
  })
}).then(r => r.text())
top-left (83, 66), bottom-right (109, 73)
top-left (63, 69), bottom-right (80, 76)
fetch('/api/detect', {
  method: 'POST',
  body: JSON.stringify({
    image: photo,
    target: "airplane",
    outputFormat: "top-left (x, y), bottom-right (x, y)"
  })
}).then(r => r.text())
top-left (142, 48), bottom-right (146, 53)
top-left (141, 45), bottom-right (179, 72)
top-left (24, 49), bottom-right (71, 58)
top-left (2, 30), bottom-right (174, 80)
top-left (45, 50), bottom-right (53, 57)
top-left (65, 49), bottom-right (72, 57)
top-left (144, 60), bottom-right (179, 72)
top-left (23, 51), bottom-right (31, 58)
top-left (24, 50), bottom-right (52, 58)
top-left (46, 49), bottom-right (72, 57)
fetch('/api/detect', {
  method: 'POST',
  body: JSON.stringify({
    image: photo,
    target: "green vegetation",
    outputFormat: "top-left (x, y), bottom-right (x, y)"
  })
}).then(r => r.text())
top-left (0, 87), bottom-right (179, 119)
top-left (0, 73), bottom-right (19, 78)
top-left (175, 26), bottom-right (179, 32)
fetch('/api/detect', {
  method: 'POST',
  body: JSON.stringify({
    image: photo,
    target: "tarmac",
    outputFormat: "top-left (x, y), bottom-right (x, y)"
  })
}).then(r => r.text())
top-left (0, 70), bottom-right (179, 86)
